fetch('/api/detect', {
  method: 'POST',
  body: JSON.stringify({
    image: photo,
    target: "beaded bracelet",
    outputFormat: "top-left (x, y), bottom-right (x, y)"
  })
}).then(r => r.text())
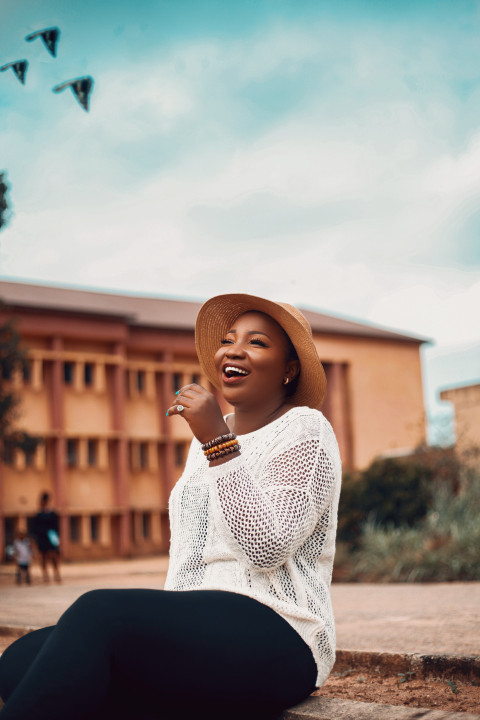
top-left (204, 439), bottom-right (239, 457)
top-left (208, 443), bottom-right (241, 461)
top-left (201, 433), bottom-right (236, 451)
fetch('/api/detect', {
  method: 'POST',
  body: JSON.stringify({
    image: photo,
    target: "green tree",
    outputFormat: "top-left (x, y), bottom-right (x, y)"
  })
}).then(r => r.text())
top-left (0, 318), bottom-right (42, 461)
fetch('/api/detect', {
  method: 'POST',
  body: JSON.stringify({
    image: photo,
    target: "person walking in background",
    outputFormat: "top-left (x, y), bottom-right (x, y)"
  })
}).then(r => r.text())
top-left (32, 492), bottom-right (61, 583)
top-left (12, 531), bottom-right (33, 585)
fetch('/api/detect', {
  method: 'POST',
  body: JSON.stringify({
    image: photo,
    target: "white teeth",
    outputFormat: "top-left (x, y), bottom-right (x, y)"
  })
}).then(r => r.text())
top-left (225, 366), bottom-right (248, 375)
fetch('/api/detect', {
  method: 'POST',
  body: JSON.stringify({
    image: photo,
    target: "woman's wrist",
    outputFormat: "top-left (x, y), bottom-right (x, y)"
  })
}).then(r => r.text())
top-left (209, 451), bottom-right (241, 468)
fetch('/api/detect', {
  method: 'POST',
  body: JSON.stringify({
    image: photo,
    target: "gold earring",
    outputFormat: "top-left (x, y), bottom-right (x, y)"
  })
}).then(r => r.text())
top-left (284, 378), bottom-right (289, 385)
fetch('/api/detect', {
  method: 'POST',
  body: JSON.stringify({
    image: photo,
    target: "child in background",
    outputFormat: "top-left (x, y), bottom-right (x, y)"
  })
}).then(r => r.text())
top-left (13, 531), bottom-right (33, 585)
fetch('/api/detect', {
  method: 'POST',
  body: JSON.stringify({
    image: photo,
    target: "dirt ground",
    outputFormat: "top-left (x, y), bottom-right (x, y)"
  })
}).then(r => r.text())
top-left (316, 667), bottom-right (480, 713)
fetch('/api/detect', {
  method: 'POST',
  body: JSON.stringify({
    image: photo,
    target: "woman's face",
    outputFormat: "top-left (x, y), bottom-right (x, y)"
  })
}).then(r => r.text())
top-left (213, 311), bottom-right (298, 408)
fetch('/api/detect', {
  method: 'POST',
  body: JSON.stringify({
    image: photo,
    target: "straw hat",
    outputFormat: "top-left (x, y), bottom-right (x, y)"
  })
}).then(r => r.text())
top-left (195, 293), bottom-right (327, 410)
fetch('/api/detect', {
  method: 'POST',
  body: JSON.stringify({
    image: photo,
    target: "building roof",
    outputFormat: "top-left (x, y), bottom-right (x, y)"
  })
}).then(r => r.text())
top-left (440, 381), bottom-right (480, 397)
top-left (0, 279), bottom-right (428, 343)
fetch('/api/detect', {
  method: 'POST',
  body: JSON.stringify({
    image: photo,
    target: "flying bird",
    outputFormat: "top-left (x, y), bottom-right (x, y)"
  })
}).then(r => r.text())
top-left (0, 59), bottom-right (29, 84)
top-left (52, 76), bottom-right (94, 112)
top-left (25, 27), bottom-right (61, 57)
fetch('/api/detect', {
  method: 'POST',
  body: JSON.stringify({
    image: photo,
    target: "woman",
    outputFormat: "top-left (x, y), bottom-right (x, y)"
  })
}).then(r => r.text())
top-left (0, 293), bottom-right (341, 720)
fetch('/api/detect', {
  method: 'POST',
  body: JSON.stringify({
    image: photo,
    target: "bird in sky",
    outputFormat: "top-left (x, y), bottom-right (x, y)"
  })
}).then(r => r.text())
top-left (52, 76), bottom-right (94, 111)
top-left (0, 59), bottom-right (29, 84)
top-left (25, 27), bottom-right (61, 57)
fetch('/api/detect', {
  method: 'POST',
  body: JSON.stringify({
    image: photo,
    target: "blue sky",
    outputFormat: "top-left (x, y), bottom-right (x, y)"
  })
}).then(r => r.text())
top-left (1, 0), bottom-right (480, 444)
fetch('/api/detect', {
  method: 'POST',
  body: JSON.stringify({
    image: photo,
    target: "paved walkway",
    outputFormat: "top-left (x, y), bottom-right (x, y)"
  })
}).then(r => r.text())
top-left (1, 557), bottom-right (479, 656)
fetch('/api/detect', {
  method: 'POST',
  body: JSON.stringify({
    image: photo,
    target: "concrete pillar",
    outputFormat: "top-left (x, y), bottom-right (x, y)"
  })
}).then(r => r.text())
top-left (112, 342), bottom-right (130, 557)
top-left (133, 510), bottom-right (143, 546)
top-left (50, 337), bottom-right (69, 557)
top-left (158, 352), bottom-right (176, 498)
top-left (149, 441), bottom-right (158, 471)
top-left (78, 438), bottom-right (88, 471)
top-left (94, 363), bottom-right (106, 394)
top-left (74, 361), bottom-right (84, 393)
top-left (151, 511), bottom-right (161, 545)
top-left (160, 511), bottom-right (170, 553)
top-left (98, 439), bottom-right (108, 470)
top-left (31, 358), bottom-right (43, 392)
top-left (81, 514), bottom-right (91, 548)
top-left (146, 370), bottom-right (155, 400)
top-left (100, 513), bottom-right (111, 548)
top-left (327, 362), bottom-right (353, 470)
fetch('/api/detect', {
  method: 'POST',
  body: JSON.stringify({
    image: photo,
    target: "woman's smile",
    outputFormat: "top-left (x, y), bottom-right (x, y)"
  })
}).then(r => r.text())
top-left (222, 362), bottom-right (250, 383)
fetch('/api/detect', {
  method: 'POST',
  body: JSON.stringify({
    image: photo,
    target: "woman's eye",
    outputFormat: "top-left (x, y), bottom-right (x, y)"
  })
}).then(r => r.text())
top-left (250, 338), bottom-right (267, 347)
top-left (220, 338), bottom-right (233, 345)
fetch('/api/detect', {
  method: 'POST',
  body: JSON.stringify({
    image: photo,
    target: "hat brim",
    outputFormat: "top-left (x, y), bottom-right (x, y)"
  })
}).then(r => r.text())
top-left (195, 293), bottom-right (327, 410)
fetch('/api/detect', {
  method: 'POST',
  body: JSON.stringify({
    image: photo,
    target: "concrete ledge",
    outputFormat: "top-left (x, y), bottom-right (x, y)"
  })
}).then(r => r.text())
top-left (0, 624), bottom-right (37, 640)
top-left (334, 650), bottom-right (480, 681)
top-left (281, 697), bottom-right (480, 720)
top-left (1, 687), bottom-right (479, 719)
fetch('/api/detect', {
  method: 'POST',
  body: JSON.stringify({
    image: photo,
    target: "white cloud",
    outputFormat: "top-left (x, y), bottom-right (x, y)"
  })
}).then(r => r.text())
top-left (368, 272), bottom-right (480, 347)
top-left (2, 7), bottom-right (480, 442)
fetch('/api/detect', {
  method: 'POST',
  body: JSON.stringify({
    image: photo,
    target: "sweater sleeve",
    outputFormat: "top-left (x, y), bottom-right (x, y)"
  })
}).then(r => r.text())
top-left (208, 428), bottom-right (337, 570)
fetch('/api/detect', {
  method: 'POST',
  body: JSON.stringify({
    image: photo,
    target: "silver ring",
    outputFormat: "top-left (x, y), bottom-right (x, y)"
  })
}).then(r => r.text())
top-left (177, 405), bottom-right (184, 412)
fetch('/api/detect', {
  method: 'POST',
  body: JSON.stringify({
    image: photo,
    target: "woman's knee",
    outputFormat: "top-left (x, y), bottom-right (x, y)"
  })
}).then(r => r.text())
top-left (0, 627), bottom-right (54, 701)
top-left (59, 589), bottom-right (119, 628)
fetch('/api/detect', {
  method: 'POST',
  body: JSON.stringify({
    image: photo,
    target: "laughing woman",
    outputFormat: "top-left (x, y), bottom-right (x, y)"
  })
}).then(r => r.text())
top-left (0, 294), bottom-right (341, 720)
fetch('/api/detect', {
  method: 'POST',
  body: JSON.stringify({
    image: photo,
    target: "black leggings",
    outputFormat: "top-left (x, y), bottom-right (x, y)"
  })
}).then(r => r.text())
top-left (0, 589), bottom-right (317, 720)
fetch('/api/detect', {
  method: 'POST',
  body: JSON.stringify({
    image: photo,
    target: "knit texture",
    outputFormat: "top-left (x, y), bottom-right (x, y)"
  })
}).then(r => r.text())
top-left (164, 406), bottom-right (342, 687)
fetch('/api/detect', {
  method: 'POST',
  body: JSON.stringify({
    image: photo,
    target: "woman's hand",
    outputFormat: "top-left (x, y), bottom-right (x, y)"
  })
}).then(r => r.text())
top-left (166, 384), bottom-right (230, 444)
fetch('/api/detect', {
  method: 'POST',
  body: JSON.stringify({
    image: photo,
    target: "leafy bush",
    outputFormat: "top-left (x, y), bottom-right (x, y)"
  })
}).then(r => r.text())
top-left (346, 466), bottom-right (480, 582)
top-left (337, 456), bottom-right (434, 547)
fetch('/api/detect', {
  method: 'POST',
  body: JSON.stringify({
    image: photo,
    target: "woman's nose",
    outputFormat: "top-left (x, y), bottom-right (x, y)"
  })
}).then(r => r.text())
top-left (225, 341), bottom-right (246, 357)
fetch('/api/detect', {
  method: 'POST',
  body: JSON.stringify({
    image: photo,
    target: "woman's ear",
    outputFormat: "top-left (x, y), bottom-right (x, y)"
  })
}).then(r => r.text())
top-left (284, 359), bottom-right (299, 383)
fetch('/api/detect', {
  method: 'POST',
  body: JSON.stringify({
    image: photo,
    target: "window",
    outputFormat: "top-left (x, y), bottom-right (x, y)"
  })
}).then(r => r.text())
top-left (84, 363), bottom-right (94, 387)
top-left (90, 515), bottom-right (100, 542)
top-left (175, 444), bottom-right (185, 467)
top-left (3, 443), bottom-right (14, 466)
top-left (64, 362), bottom-right (75, 385)
top-left (70, 516), bottom-right (81, 543)
top-left (191, 373), bottom-right (199, 385)
top-left (4, 517), bottom-right (15, 548)
top-left (67, 439), bottom-right (78, 467)
top-left (173, 373), bottom-right (182, 393)
top-left (136, 370), bottom-right (145, 393)
top-left (139, 442), bottom-right (148, 470)
top-left (142, 512), bottom-right (151, 539)
top-left (22, 361), bottom-right (32, 384)
top-left (25, 448), bottom-right (35, 467)
top-left (87, 439), bottom-right (98, 467)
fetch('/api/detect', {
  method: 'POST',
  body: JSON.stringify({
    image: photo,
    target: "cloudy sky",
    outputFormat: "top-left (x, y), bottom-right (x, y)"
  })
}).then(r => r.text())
top-left (1, 0), bottom-right (479, 443)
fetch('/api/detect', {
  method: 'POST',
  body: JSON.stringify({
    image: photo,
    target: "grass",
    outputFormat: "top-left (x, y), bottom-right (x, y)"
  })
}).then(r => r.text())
top-left (343, 466), bottom-right (480, 582)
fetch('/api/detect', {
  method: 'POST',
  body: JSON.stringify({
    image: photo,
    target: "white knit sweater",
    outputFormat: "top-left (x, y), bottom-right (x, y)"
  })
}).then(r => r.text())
top-left (164, 406), bottom-right (342, 687)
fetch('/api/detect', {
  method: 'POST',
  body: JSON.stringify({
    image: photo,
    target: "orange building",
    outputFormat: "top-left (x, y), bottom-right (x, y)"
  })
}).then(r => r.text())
top-left (440, 382), bottom-right (480, 459)
top-left (0, 280), bottom-right (428, 560)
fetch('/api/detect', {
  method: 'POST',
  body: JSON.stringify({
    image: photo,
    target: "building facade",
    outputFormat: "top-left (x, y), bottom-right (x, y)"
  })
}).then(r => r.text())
top-left (440, 382), bottom-right (480, 459)
top-left (0, 281), bottom-right (427, 560)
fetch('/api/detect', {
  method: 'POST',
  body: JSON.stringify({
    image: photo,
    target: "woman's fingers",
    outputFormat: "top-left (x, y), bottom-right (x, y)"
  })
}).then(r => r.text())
top-left (165, 399), bottom-right (190, 417)
top-left (176, 383), bottom-right (205, 398)
top-left (165, 384), bottom-right (228, 443)
top-left (166, 384), bottom-right (206, 415)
